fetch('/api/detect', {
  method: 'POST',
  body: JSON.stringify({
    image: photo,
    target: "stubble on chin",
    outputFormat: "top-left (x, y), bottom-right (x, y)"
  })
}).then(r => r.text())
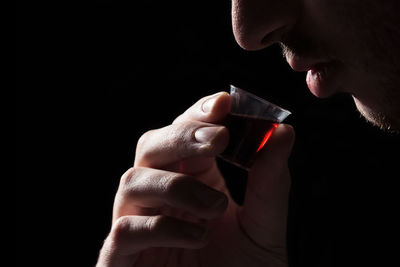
top-left (353, 96), bottom-right (400, 134)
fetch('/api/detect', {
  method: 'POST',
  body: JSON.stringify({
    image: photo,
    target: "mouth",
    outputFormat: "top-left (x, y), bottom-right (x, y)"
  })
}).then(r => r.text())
top-left (286, 55), bottom-right (341, 98)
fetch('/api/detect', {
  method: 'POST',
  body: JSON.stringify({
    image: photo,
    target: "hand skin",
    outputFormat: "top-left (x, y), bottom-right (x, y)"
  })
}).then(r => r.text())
top-left (96, 92), bottom-right (295, 267)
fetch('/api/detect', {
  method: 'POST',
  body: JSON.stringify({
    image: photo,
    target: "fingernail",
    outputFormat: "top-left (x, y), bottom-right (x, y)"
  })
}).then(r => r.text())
top-left (182, 223), bottom-right (209, 240)
top-left (194, 126), bottom-right (223, 144)
top-left (201, 92), bottom-right (223, 113)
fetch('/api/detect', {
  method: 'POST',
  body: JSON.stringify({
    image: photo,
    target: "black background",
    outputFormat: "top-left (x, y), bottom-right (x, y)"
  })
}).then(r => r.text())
top-left (16, 1), bottom-right (399, 266)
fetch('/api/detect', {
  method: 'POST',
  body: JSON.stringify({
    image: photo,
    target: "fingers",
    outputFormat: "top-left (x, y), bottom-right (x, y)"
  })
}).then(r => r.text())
top-left (172, 91), bottom-right (231, 125)
top-left (251, 124), bottom-right (295, 174)
top-left (97, 92), bottom-right (233, 267)
top-left (113, 167), bottom-right (228, 221)
top-left (135, 121), bottom-right (229, 169)
top-left (240, 124), bottom-right (295, 248)
top-left (134, 91), bottom-right (231, 174)
top-left (98, 215), bottom-right (209, 267)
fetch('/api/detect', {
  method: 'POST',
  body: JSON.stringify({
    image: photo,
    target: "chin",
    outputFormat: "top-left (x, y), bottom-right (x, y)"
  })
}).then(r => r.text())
top-left (353, 96), bottom-right (400, 133)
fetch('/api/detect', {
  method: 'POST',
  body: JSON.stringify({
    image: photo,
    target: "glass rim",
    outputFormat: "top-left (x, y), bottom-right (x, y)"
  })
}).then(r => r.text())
top-left (230, 85), bottom-right (292, 116)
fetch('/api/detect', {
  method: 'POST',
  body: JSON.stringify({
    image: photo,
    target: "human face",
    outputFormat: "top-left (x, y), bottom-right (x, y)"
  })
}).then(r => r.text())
top-left (232, 0), bottom-right (400, 132)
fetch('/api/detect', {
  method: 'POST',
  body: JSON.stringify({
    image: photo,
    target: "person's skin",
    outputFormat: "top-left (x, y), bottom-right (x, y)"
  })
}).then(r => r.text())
top-left (97, 0), bottom-right (400, 266)
top-left (97, 93), bottom-right (295, 266)
top-left (232, 0), bottom-right (400, 132)
top-left (97, 92), bottom-right (294, 267)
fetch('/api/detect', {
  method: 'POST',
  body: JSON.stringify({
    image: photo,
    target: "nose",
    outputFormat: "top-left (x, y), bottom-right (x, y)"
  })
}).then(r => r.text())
top-left (232, 0), bottom-right (299, 51)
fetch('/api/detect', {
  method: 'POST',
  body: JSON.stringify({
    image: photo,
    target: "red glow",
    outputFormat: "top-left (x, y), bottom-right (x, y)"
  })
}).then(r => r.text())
top-left (256, 123), bottom-right (278, 152)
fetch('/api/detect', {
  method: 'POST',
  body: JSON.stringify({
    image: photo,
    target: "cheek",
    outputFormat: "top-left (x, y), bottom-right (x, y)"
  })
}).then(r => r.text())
top-left (305, 1), bottom-right (380, 57)
top-left (302, 1), bottom-right (357, 57)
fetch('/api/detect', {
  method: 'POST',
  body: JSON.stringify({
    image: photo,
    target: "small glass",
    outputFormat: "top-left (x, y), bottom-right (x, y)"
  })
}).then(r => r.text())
top-left (219, 85), bottom-right (291, 170)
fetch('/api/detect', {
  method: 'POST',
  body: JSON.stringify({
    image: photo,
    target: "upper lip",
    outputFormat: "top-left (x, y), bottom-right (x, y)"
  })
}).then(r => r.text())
top-left (286, 54), bottom-right (323, 72)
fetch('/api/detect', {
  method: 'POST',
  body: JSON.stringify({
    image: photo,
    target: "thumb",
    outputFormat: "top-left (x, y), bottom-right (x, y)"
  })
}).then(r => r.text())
top-left (239, 124), bottom-right (295, 249)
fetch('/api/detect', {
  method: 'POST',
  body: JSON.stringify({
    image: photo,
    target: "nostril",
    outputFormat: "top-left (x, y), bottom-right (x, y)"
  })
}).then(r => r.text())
top-left (231, 0), bottom-right (299, 52)
top-left (261, 25), bottom-right (290, 47)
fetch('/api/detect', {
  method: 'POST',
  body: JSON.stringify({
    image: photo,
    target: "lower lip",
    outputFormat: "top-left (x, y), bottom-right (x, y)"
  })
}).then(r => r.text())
top-left (306, 63), bottom-right (337, 98)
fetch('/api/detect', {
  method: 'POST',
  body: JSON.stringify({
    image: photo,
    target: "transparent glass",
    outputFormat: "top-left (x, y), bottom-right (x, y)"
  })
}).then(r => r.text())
top-left (219, 85), bottom-right (291, 170)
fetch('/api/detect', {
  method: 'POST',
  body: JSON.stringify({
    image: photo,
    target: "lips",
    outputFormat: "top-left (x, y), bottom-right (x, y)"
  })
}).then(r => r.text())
top-left (306, 62), bottom-right (337, 98)
top-left (286, 56), bottom-right (339, 98)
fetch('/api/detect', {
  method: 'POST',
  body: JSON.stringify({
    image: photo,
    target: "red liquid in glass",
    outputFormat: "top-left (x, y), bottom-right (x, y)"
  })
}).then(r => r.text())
top-left (221, 114), bottom-right (278, 169)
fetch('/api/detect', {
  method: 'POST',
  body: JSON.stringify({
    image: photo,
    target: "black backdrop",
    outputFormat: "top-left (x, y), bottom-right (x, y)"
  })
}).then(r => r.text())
top-left (16, 1), bottom-right (399, 266)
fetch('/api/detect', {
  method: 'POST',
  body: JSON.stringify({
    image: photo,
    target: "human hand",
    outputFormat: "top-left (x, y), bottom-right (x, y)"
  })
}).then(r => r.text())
top-left (96, 92), bottom-right (295, 267)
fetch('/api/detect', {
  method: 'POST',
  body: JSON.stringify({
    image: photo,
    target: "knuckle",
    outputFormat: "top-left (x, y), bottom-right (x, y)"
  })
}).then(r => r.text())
top-left (159, 173), bottom-right (187, 195)
top-left (164, 122), bottom-right (190, 146)
top-left (168, 122), bottom-right (200, 156)
top-left (144, 215), bottom-right (166, 233)
top-left (136, 126), bottom-right (183, 165)
top-left (118, 167), bottom-right (143, 193)
top-left (147, 123), bottom-right (196, 160)
top-left (119, 168), bottom-right (134, 187)
top-left (172, 113), bottom-right (185, 124)
top-left (110, 216), bottom-right (132, 245)
top-left (135, 121), bottom-right (209, 167)
top-left (136, 129), bottom-right (155, 154)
